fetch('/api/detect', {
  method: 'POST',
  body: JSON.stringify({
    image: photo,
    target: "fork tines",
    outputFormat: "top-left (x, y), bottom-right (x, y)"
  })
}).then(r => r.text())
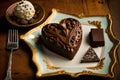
top-left (7, 29), bottom-right (19, 49)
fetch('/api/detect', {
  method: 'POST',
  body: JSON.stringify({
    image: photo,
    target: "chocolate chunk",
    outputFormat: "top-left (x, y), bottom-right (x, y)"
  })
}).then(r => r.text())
top-left (28, 18), bottom-right (35, 24)
top-left (20, 19), bottom-right (28, 25)
top-left (81, 47), bottom-right (100, 63)
top-left (41, 18), bottom-right (82, 60)
top-left (89, 28), bottom-right (105, 47)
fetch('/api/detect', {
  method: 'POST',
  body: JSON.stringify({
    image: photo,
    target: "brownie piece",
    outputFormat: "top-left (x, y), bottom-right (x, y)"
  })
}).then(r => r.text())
top-left (81, 47), bottom-right (100, 63)
top-left (89, 28), bottom-right (105, 47)
top-left (41, 18), bottom-right (82, 60)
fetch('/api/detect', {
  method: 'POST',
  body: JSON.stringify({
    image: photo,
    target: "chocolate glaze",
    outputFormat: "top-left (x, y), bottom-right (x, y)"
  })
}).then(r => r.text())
top-left (60, 18), bottom-right (82, 48)
top-left (41, 18), bottom-right (82, 60)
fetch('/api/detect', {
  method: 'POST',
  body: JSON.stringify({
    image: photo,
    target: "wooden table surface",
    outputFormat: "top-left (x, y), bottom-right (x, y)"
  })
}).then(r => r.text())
top-left (0, 0), bottom-right (120, 80)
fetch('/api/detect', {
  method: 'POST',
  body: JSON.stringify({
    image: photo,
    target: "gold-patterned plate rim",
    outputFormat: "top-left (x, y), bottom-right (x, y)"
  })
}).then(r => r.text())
top-left (20, 8), bottom-right (120, 78)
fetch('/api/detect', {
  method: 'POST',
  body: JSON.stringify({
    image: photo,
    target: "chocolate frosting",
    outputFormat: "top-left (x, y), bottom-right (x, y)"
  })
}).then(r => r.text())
top-left (60, 18), bottom-right (82, 52)
top-left (42, 18), bottom-right (82, 52)
top-left (41, 18), bottom-right (82, 59)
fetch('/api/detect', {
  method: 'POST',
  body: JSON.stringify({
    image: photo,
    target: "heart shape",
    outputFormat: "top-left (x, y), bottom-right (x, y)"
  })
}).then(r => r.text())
top-left (41, 18), bottom-right (82, 60)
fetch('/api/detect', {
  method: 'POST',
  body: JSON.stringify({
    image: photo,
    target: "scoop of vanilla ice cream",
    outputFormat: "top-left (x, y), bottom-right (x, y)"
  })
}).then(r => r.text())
top-left (13, 0), bottom-right (35, 20)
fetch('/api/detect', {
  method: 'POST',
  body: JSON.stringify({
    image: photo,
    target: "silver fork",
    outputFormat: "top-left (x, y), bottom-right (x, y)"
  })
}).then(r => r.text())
top-left (4, 29), bottom-right (19, 80)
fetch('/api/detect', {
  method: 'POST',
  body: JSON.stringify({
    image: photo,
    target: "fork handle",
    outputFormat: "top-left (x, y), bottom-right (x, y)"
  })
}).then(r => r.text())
top-left (4, 49), bottom-right (13, 80)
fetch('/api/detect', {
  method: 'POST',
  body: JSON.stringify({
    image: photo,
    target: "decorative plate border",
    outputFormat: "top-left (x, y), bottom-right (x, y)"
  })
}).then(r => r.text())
top-left (20, 9), bottom-right (120, 78)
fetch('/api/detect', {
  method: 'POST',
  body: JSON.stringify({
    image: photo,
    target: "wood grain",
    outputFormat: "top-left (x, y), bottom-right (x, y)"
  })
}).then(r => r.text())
top-left (0, 0), bottom-right (120, 80)
top-left (83, 0), bottom-right (109, 15)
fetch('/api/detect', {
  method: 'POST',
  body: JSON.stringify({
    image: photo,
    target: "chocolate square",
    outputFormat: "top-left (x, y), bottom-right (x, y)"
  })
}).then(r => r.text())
top-left (89, 28), bottom-right (105, 47)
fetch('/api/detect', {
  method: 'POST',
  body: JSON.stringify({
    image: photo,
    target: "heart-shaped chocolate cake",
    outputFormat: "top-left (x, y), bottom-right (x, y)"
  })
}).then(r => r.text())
top-left (41, 18), bottom-right (82, 60)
